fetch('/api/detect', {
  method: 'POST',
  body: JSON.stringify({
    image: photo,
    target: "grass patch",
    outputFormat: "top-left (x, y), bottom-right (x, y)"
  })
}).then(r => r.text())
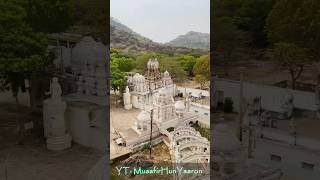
top-left (191, 123), bottom-right (210, 140)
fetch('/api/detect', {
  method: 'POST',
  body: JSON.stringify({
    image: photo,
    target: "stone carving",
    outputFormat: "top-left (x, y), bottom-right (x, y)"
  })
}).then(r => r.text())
top-left (134, 110), bottom-right (151, 135)
top-left (123, 86), bottom-right (132, 110)
top-left (73, 37), bottom-right (108, 97)
top-left (153, 88), bottom-right (176, 122)
top-left (170, 126), bottom-right (210, 179)
top-left (43, 77), bottom-right (71, 151)
top-left (125, 59), bottom-right (176, 109)
top-left (49, 77), bottom-right (62, 101)
top-left (163, 70), bottom-right (173, 86)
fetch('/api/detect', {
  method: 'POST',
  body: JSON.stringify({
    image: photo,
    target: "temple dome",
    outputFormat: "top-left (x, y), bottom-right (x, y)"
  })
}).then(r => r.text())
top-left (213, 123), bottom-right (241, 153)
top-left (71, 36), bottom-right (107, 73)
top-left (137, 74), bottom-right (145, 83)
top-left (155, 88), bottom-right (174, 105)
top-left (137, 111), bottom-right (150, 121)
top-left (132, 73), bottom-right (141, 83)
top-left (127, 76), bottom-right (133, 84)
top-left (147, 59), bottom-right (159, 69)
top-left (163, 70), bottom-right (171, 78)
top-left (175, 101), bottom-right (185, 111)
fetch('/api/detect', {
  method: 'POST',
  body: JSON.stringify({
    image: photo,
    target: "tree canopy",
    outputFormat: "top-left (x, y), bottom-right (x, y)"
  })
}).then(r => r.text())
top-left (270, 42), bottom-right (310, 89)
top-left (110, 49), bottom-right (135, 92)
top-left (21, 0), bottom-right (74, 33)
top-left (266, 0), bottom-right (320, 60)
top-left (235, 0), bottom-right (274, 46)
top-left (193, 55), bottom-right (210, 89)
top-left (193, 55), bottom-right (210, 80)
top-left (176, 55), bottom-right (197, 76)
top-left (0, 0), bottom-right (49, 99)
top-left (71, 0), bottom-right (108, 44)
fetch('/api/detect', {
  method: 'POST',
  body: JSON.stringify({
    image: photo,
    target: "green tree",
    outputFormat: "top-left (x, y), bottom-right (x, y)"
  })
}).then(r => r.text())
top-left (0, 0), bottom-right (49, 132)
top-left (71, 0), bottom-right (108, 44)
top-left (176, 55), bottom-right (197, 76)
top-left (193, 55), bottom-right (210, 89)
top-left (110, 48), bottom-right (135, 105)
top-left (270, 42), bottom-right (310, 89)
top-left (158, 57), bottom-right (186, 83)
top-left (111, 50), bottom-right (135, 72)
top-left (110, 48), bottom-right (119, 54)
top-left (213, 0), bottom-right (243, 18)
top-left (212, 17), bottom-right (246, 65)
top-left (234, 0), bottom-right (274, 47)
top-left (266, 0), bottom-right (320, 60)
top-left (193, 55), bottom-right (210, 79)
top-left (110, 63), bottom-right (125, 92)
top-left (110, 61), bottom-right (125, 106)
top-left (22, 0), bottom-right (74, 33)
top-left (194, 75), bottom-right (207, 90)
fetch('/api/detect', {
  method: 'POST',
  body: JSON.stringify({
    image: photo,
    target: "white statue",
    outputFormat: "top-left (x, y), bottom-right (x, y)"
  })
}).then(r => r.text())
top-left (43, 77), bottom-right (71, 150)
top-left (123, 86), bottom-right (132, 110)
top-left (49, 77), bottom-right (62, 101)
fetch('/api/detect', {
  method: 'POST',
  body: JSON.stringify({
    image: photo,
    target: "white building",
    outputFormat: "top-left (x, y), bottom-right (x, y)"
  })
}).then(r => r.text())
top-left (44, 36), bottom-right (109, 151)
top-left (115, 60), bottom-right (211, 179)
top-left (176, 86), bottom-right (210, 124)
top-left (214, 76), bottom-right (320, 179)
top-left (127, 59), bottom-right (176, 110)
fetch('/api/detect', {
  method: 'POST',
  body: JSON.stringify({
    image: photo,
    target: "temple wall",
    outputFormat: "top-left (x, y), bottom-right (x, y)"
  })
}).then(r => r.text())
top-left (214, 78), bottom-right (316, 112)
top-left (0, 88), bottom-right (30, 107)
top-left (65, 103), bottom-right (107, 151)
top-left (190, 102), bottom-right (210, 122)
top-left (176, 86), bottom-right (209, 97)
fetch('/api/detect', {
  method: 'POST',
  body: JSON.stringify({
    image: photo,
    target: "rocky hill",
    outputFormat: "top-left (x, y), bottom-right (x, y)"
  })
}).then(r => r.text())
top-left (166, 31), bottom-right (210, 49)
top-left (110, 17), bottom-right (208, 54)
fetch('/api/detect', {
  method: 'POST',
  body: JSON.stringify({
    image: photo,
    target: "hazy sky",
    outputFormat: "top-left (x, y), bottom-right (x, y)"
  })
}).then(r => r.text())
top-left (111, 0), bottom-right (210, 43)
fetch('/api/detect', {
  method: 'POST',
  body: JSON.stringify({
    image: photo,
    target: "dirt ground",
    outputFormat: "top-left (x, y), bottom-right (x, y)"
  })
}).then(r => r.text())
top-left (140, 143), bottom-right (172, 164)
top-left (110, 105), bottom-right (140, 132)
top-left (111, 143), bottom-right (173, 180)
top-left (0, 144), bottom-right (102, 180)
top-left (0, 103), bottom-right (102, 180)
top-left (215, 60), bottom-right (320, 85)
top-left (176, 79), bottom-right (210, 90)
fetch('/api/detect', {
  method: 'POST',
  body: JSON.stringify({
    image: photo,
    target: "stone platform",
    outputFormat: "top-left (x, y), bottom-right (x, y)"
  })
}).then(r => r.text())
top-left (47, 134), bottom-right (72, 151)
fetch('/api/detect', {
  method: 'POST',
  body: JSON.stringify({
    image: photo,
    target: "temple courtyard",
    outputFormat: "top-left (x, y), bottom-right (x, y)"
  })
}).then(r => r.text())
top-left (110, 105), bottom-right (139, 132)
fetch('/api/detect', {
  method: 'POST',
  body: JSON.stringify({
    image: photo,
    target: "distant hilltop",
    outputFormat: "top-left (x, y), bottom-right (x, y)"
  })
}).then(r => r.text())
top-left (166, 31), bottom-right (210, 50)
top-left (110, 17), bottom-right (209, 54)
